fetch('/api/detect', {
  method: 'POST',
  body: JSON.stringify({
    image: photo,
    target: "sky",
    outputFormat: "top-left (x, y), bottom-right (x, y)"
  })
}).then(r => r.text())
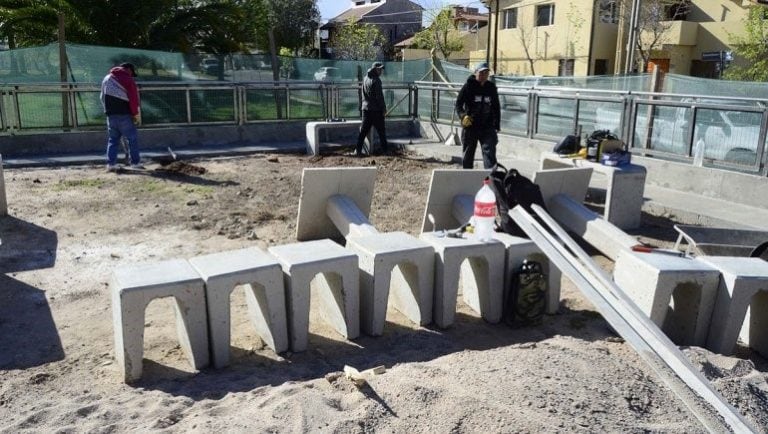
top-left (317, 0), bottom-right (488, 23)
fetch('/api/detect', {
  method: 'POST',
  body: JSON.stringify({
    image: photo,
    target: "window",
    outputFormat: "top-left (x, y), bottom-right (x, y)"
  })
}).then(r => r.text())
top-left (502, 8), bottom-right (517, 29)
top-left (536, 4), bottom-right (555, 27)
top-left (458, 21), bottom-right (470, 31)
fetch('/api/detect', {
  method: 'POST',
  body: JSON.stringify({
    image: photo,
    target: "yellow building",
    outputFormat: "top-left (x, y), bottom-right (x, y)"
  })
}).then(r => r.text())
top-left (477, 0), bottom-right (763, 77)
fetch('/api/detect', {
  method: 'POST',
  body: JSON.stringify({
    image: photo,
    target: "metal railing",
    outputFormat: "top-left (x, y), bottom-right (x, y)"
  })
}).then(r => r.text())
top-left (3, 79), bottom-right (767, 175)
top-left (415, 81), bottom-right (768, 176)
top-left (0, 81), bottom-right (416, 132)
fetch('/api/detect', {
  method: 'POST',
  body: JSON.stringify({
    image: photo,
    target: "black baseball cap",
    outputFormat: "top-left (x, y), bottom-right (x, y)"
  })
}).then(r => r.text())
top-left (119, 62), bottom-right (137, 77)
top-left (372, 62), bottom-right (385, 70)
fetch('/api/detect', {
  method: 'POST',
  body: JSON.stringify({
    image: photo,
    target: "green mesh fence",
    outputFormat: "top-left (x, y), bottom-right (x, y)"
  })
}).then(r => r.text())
top-left (0, 43), bottom-right (435, 84)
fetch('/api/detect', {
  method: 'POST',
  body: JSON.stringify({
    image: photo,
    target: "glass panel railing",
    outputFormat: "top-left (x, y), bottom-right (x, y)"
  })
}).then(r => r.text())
top-left (245, 88), bottom-right (287, 121)
top-left (190, 89), bottom-right (235, 123)
top-left (694, 109), bottom-right (762, 166)
top-left (141, 89), bottom-right (187, 124)
top-left (536, 96), bottom-right (576, 137)
top-left (499, 92), bottom-right (528, 135)
top-left (288, 88), bottom-right (324, 120)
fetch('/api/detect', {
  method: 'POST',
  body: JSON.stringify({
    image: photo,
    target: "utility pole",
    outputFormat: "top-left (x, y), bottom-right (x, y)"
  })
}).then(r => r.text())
top-left (625, 0), bottom-right (641, 74)
top-left (58, 13), bottom-right (70, 129)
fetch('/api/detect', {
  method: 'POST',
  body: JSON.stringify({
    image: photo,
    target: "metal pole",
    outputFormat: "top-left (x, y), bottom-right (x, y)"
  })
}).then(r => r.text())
top-left (625, 0), bottom-right (641, 74)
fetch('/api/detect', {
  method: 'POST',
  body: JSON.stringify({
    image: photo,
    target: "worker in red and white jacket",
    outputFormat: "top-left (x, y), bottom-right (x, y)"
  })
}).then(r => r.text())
top-left (100, 62), bottom-right (142, 171)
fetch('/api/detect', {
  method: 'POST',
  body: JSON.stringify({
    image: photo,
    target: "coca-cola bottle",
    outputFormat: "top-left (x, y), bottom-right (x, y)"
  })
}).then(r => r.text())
top-left (473, 179), bottom-right (496, 242)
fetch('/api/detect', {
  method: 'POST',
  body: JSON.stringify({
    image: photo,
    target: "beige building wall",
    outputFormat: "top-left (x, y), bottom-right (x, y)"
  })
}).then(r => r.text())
top-left (476, 0), bottom-right (762, 78)
top-left (489, 0), bottom-right (596, 76)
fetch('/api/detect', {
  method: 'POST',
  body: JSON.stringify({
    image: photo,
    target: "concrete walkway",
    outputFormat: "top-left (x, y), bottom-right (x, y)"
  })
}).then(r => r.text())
top-left (3, 137), bottom-right (767, 231)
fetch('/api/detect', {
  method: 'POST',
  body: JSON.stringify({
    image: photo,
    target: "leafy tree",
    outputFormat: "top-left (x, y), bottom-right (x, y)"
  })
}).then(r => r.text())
top-left (723, 6), bottom-right (768, 82)
top-left (0, 0), bottom-right (266, 54)
top-left (411, 7), bottom-right (463, 59)
top-left (257, 0), bottom-right (320, 55)
top-left (618, 0), bottom-right (690, 72)
top-left (330, 18), bottom-right (385, 60)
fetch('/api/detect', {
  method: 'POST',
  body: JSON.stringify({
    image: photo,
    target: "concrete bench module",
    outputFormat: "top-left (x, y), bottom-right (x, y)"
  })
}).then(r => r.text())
top-left (296, 167), bottom-right (434, 336)
top-left (111, 259), bottom-right (209, 382)
top-left (420, 231), bottom-right (506, 328)
top-left (540, 151), bottom-right (647, 229)
top-left (700, 256), bottom-right (768, 357)
top-left (420, 169), bottom-right (562, 324)
top-left (268, 239), bottom-right (360, 352)
top-left (613, 250), bottom-right (720, 346)
top-left (189, 247), bottom-right (288, 369)
top-left (306, 120), bottom-right (377, 156)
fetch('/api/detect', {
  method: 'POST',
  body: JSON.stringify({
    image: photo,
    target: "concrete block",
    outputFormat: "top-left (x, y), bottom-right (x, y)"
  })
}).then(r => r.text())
top-left (540, 152), bottom-right (646, 229)
top-left (305, 120), bottom-right (367, 156)
top-left (111, 259), bottom-right (209, 382)
top-left (347, 231), bottom-right (435, 335)
top-left (296, 167), bottom-right (377, 241)
top-left (532, 166), bottom-right (592, 207)
top-left (189, 247), bottom-right (288, 369)
top-left (699, 256), bottom-right (768, 357)
top-left (420, 232), bottom-right (506, 328)
top-left (268, 239), bottom-right (360, 352)
top-left (548, 194), bottom-right (638, 261)
top-left (492, 232), bottom-right (562, 314)
top-left (0, 154), bottom-right (6, 217)
top-left (420, 169), bottom-right (489, 233)
top-left (614, 251), bottom-right (720, 346)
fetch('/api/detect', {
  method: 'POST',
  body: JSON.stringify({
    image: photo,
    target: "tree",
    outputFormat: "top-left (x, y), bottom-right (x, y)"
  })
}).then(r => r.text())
top-left (330, 18), bottom-right (385, 60)
top-left (411, 7), bottom-right (463, 59)
top-left (0, 0), bottom-right (266, 53)
top-left (257, 0), bottom-right (320, 55)
top-left (723, 6), bottom-right (768, 82)
top-left (618, 0), bottom-right (690, 72)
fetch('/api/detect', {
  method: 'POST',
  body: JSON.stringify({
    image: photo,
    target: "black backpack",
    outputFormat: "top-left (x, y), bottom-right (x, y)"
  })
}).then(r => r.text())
top-left (486, 163), bottom-right (547, 238)
top-left (553, 134), bottom-right (580, 155)
top-left (503, 260), bottom-right (547, 326)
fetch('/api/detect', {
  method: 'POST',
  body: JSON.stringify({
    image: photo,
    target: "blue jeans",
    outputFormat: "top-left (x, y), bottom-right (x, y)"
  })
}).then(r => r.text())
top-left (106, 115), bottom-right (140, 165)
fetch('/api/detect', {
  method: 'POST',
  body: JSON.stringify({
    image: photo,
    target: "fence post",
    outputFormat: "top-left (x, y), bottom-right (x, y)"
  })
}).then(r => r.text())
top-left (0, 154), bottom-right (7, 217)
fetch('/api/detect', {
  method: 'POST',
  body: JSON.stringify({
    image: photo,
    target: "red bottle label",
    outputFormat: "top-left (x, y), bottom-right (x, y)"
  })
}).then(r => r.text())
top-left (474, 201), bottom-right (496, 217)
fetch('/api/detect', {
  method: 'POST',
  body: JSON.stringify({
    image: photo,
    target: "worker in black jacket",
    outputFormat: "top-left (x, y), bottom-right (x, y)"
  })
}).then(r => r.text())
top-left (455, 62), bottom-right (501, 169)
top-left (355, 62), bottom-right (389, 156)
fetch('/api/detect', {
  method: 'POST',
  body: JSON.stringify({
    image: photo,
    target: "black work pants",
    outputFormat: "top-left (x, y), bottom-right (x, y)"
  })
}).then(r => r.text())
top-left (461, 127), bottom-right (498, 169)
top-left (356, 109), bottom-right (388, 154)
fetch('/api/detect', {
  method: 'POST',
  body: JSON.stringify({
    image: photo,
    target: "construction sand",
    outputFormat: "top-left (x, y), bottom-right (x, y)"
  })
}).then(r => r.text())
top-left (1, 151), bottom-right (766, 432)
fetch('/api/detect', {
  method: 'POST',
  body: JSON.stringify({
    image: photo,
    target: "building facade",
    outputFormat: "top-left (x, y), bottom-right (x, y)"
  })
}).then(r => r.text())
top-left (397, 6), bottom-right (489, 67)
top-left (320, 0), bottom-right (423, 60)
top-left (478, 0), bottom-right (762, 77)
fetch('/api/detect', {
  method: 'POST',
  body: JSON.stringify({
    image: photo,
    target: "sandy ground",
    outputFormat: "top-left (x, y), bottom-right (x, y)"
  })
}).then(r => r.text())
top-left (1, 150), bottom-right (767, 433)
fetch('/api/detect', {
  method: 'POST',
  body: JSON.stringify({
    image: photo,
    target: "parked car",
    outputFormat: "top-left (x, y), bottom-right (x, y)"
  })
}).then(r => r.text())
top-left (595, 99), bottom-right (762, 164)
top-left (201, 58), bottom-right (220, 75)
top-left (314, 67), bottom-right (340, 82)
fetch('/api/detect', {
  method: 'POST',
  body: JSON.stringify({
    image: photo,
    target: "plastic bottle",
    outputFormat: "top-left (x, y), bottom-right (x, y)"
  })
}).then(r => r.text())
top-left (473, 179), bottom-right (496, 242)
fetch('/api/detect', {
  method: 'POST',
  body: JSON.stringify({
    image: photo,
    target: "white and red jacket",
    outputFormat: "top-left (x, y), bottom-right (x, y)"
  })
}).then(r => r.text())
top-left (100, 66), bottom-right (140, 116)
